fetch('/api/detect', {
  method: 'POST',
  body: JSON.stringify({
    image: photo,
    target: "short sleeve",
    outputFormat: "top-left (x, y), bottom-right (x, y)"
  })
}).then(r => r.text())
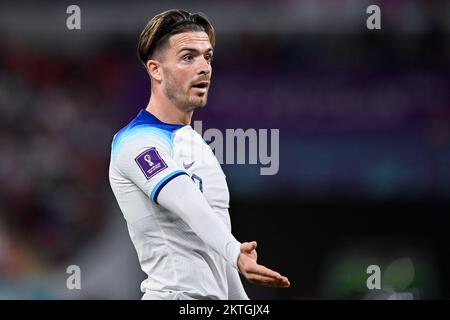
top-left (111, 127), bottom-right (188, 203)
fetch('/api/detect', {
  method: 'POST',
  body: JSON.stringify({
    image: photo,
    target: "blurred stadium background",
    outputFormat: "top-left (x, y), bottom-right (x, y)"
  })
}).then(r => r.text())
top-left (0, 0), bottom-right (449, 299)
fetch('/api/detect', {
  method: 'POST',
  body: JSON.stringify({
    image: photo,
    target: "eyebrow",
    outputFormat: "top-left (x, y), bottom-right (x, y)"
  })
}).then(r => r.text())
top-left (177, 47), bottom-right (213, 55)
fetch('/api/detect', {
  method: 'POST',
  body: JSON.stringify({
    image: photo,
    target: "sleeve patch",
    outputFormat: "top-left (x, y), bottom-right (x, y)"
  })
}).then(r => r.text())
top-left (135, 147), bottom-right (168, 180)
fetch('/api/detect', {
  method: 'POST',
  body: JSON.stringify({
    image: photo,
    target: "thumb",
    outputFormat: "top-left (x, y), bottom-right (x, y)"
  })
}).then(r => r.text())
top-left (241, 241), bottom-right (257, 252)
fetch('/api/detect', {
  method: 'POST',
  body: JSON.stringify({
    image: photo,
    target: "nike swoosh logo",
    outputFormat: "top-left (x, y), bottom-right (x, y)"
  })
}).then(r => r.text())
top-left (183, 160), bottom-right (195, 169)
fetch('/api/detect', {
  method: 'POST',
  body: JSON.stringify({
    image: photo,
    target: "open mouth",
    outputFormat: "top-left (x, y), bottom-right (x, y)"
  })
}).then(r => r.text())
top-left (192, 82), bottom-right (209, 89)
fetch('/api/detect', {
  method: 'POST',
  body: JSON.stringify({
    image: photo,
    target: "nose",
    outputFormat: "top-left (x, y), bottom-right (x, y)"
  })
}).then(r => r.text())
top-left (197, 56), bottom-right (211, 76)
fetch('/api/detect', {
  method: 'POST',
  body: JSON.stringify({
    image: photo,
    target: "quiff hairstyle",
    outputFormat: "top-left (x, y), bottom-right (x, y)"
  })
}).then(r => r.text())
top-left (137, 9), bottom-right (215, 65)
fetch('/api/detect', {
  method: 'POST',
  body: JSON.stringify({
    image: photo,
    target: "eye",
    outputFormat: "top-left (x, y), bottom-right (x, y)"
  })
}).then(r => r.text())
top-left (182, 54), bottom-right (193, 61)
top-left (205, 54), bottom-right (213, 63)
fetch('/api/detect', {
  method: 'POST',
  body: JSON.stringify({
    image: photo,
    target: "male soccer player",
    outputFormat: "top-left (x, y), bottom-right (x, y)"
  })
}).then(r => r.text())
top-left (109, 9), bottom-right (290, 300)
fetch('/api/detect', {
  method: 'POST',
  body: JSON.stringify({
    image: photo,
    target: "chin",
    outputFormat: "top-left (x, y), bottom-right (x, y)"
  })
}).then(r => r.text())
top-left (197, 100), bottom-right (208, 108)
top-left (189, 103), bottom-right (207, 112)
top-left (189, 97), bottom-right (208, 109)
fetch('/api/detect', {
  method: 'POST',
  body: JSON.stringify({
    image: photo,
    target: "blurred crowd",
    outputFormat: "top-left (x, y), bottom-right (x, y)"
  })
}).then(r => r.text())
top-left (0, 39), bottom-right (136, 273)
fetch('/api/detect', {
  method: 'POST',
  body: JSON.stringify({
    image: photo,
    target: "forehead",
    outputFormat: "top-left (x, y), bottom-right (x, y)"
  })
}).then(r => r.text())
top-left (167, 31), bottom-right (212, 52)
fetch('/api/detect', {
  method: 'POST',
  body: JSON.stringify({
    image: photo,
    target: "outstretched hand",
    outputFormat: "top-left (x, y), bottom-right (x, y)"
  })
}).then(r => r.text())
top-left (237, 241), bottom-right (290, 288)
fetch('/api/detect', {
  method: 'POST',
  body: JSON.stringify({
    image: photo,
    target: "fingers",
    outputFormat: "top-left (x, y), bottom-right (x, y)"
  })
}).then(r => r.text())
top-left (248, 263), bottom-right (281, 279)
top-left (247, 273), bottom-right (290, 288)
top-left (245, 262), bottom-right (290, 288)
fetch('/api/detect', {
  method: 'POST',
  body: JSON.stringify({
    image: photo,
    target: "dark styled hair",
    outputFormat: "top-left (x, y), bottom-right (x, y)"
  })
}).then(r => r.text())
top-left (137, 9), bottom-right (215, 65)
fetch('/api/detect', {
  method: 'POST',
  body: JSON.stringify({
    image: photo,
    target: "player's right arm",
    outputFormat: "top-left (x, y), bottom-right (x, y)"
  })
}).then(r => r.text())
top-left (112, 129), bottom-right (289, 288)
top-left (157, 174), bottom-right (289, 288)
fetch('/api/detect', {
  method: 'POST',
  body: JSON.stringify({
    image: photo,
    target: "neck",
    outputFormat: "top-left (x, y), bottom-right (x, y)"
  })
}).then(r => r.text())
top-left (145, 92), bottom-right (193, 126)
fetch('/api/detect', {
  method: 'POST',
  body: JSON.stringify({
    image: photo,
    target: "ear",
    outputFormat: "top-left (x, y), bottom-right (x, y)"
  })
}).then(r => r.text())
top-left (146, 59), bottom-right (162, 82)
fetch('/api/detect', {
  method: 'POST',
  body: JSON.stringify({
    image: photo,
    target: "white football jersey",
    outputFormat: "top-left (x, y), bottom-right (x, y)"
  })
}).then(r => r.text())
top-left (109, 109), bottom-right (244, 299)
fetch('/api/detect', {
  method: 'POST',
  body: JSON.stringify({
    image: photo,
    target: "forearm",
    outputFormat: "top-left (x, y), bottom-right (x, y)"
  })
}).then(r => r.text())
top-left (157, 174), bottom-right (241, 268)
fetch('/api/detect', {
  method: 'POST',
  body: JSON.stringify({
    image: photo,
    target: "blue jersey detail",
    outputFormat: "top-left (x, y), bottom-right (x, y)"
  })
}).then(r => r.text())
top-left (151, 170), bottom-right (188, 203)
top-left (111, 109), bottom-right (185, 157)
